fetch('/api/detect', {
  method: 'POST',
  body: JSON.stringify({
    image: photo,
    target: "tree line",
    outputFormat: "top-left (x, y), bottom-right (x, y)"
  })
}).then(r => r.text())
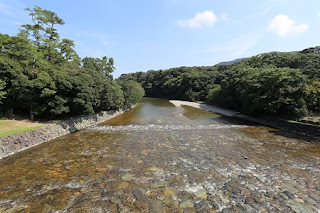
top-left (119, 48), bottom-right (320, 119)
top-left (0, 6), bottom-right (144, 120)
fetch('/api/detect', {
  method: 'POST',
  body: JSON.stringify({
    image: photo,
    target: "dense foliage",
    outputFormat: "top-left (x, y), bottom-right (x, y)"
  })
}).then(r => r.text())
top-left (120, 49), bottom-right (320, 119)
top-left (0, 6), bottom-right (144, 120)
top-left (117, 80), bottom-right (145, 107)
top-left (118, 66), bottom-right (221, 101)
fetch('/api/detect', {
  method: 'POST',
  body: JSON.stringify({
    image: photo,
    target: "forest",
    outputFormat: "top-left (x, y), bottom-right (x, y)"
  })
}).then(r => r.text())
top-left (119, 48), bottom-right (320, 119)
top-left (1, 7), bottom-right (319, 121)
top-left (0, 7), bottom-right (144, 120)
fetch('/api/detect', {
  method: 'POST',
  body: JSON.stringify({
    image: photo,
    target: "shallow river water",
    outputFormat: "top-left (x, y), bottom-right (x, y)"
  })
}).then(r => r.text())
top-left (0, 98), bottom-right (319, 212)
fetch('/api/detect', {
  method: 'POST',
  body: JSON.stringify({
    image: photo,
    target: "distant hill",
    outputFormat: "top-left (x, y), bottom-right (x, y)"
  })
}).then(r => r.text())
top-left (217, 57), bottom-right (248, 66)
top-left (300, 46), bottom-right (320, 54)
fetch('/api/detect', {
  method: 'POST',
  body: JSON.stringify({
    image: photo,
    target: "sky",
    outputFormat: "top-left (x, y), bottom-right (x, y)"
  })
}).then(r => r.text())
top-left (0, 0), bottom-right (320, 78)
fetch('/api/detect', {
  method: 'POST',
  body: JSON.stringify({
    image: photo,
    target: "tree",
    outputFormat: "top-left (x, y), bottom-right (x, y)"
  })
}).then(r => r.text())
top-left (206, 66), bottom-right (308, 118)
top-left (0, 6), bottom-right (133, 119)
top-left (22, 6), bottom-right (65, 63)
top-left (101, 80), bottom-right (125, 110)
top-left (305, 81), bottom-right (320, 114)
top-left (117, 80), bottom-right (145, 107)
top-left (0, 33), bottom-right (56, 120)
top-left (0, 80), bottom-right (6, 103)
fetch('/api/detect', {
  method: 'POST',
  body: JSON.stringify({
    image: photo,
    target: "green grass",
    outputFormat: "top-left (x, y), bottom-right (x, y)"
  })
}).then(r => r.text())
top-left (0, 125), bottom-right (43, 138)
top-left (0, 120), bottom-right (5, 125)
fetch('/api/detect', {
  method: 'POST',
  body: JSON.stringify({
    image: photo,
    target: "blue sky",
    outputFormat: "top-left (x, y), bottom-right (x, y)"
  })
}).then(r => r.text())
top-left (1, 0), bottom-right (320, 77)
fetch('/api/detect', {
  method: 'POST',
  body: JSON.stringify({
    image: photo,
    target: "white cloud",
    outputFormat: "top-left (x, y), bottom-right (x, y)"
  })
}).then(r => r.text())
top-left (177, 10), bottom-right (217, 29)
top-left (268, 15), bottom-right (309, 37)
top-left (318, 10), bottom-right (320, 17)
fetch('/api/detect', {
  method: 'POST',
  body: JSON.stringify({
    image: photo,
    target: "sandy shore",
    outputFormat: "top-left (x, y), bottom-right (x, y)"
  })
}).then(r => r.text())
top-left (169, 100), bottom-right (238, 117)
top-left (170, 100), bottom-right (320, 139)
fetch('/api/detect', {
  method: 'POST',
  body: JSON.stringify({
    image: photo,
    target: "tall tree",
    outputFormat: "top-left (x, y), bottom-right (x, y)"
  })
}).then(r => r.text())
top-left (0, 33), bottom-right (56, 120)
top-left (22, 6), bottom-right (64, 63)
top-left (0, 80), bottom-right (6, 103)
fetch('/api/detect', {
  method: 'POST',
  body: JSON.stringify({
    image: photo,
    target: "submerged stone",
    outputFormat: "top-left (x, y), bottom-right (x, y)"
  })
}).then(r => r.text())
top-left (185, 185), bottom-right (207, 199)
top-left (132, 188), bottom-right (146, 201)
top-left (179, 199), bottom-right (194, 209)
top-left (118, 181), bottom-right (129, 190)
top-left (151, 181), bottom-right (169, 188)
top-left (121, 173), bottom-right (135, 182)
top-left (286, 200), bottom-right (314, 213)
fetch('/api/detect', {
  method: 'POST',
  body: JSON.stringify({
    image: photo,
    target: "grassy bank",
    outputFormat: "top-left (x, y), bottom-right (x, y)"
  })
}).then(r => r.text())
top-left (0, 119), bottom-right (44, 138)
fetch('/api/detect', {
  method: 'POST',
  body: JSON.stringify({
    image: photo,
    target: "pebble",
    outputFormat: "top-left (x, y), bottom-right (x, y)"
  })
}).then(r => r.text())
top-left (148, 199), bottom-right (164, 212)
top-left (179, 200), bottom-right (194, 209)
top-left (132, 188), bottom-right (145, 201)
top-left (121, 174), bottom-right (135, 182)
top-left (118, 181), bottom-right (129, 190)
top-left (151, 181), bottom-right (169, 188)
top-left (286, 200), bottom-right (315, 213)
top-left (221, 208), bottom-right (233, 213)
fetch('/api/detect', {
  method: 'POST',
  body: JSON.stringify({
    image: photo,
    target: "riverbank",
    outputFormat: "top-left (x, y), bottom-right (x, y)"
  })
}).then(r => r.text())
top-left (0, 105), bottom-right (135, 159)
top-left (0, 119), bottom-right (44, 138)
top-left (170, 100), bottom-right (320, 140)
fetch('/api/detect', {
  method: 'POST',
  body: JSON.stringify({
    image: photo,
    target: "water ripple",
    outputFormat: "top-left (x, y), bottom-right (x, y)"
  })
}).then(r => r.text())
top-left (88, 124), bottom-right (254, 132)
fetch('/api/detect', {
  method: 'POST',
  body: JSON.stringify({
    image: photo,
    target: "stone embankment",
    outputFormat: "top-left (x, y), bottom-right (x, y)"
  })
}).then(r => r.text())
top-left (0, 106), bottom-right (134, 159)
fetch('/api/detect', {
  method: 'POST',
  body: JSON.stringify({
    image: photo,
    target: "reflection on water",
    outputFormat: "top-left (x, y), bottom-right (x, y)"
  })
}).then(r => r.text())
top-left (102, 98), bottom-right (238, 126)
top-left (0, 98), bottom-right (319, 212)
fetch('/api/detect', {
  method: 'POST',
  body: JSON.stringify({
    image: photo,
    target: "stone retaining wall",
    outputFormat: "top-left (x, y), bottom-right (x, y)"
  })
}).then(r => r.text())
top-left (0, 107), bottom-right (133, 159)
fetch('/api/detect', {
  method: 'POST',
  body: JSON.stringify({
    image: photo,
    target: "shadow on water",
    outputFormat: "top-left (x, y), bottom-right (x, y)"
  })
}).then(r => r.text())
top-left (181, 104), bottom-right (255, 126)
top-left (211, 115), bottom-right (259, 126)
top-left (142, 97), bottom-right (176, 107)
top-left (268, 129), bottom-right (320, 143)
top-left (241, 125), bottom-right (320, 144)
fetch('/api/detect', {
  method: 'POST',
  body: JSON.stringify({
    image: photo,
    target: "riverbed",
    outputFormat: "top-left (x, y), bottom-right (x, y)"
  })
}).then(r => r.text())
top-left (0, 98), bottom-right (319, 212)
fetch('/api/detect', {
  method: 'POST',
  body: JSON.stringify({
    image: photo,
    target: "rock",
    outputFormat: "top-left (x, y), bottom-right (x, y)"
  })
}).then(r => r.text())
top-left (235, 204), bottom-right (247, 212)
top-left (101, 190), bottom-right (109, 198)
top-left (148, 199), bottom-right (164, 213)
top-left (244, 197), bottom-right (255, 205)
top-left (273, 194), bottom-right (283, 201)
top-left (118, 181), bottom-right (129, 190)
top-left (151, 181), bottom-right (169, 188)
top-left (194, 190), bottom-right (207, 200)
top-left (121, 173), bottom-right (135, 182)
top-left (265, 191), bottom-right (273, 198)
top-left (185, 185), bottom-right (207, 199)
top-left (194, 201), bottom-right (207, 211)
top-left (286, 200), bottom-right (314, 213)
top-left (222, 208), bottom-right (233, 213)
top-left (278, 192), bottom-right (288, 199)
top-left (308, 193), bottom-right (320, 202)
top-left (134, 201), bottom-right (148, 211)
top-left (210, 202), bottom-right (219, 210)
top-left (179, 199), bottom-right (194, 209)
top-left (164, 198), bottom-right (179, 209)
top-left (164, 188), bottom-right (177, 197)
top-left (132, 188), bottom-right (146, 201)
top-left (148, 167), bottom-right (164, 172)
top-left (283, 191), bottom-right (295, 199)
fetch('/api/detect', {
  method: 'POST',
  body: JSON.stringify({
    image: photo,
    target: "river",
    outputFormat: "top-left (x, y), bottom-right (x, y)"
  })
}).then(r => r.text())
top-left (0, 98), bottom-right (319, 212)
